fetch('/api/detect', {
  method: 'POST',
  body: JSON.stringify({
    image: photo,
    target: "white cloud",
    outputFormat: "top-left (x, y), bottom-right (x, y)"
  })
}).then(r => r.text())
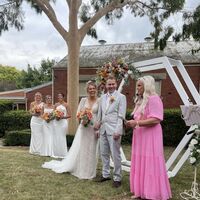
top-left (0, 0), bottom-right (199, 70)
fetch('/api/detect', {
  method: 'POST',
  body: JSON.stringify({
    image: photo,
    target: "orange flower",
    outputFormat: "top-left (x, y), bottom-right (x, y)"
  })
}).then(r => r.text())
top-left (110, 96), bottom-right (115, 103)
top-left (32, 105), bottom-right (42, 114)
top-left (54, 109), bottom-right (64, 120)
top-left (77, 108), bottom-right (93, 127)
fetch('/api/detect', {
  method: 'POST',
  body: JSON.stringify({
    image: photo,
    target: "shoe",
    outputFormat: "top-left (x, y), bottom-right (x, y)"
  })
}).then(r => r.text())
top-left (97, 176), bottom-right (111, 182)
top-left (113, 181), bottom-right (121, 188)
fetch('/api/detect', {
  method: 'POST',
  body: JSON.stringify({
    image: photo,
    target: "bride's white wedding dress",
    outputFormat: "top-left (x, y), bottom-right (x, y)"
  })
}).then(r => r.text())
top-left (42, 98), bottom-right (99, 179)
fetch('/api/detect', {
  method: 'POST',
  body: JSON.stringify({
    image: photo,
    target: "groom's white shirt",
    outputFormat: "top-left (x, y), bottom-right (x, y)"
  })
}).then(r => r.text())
top-left (97, 90), bottom-right (127, 135)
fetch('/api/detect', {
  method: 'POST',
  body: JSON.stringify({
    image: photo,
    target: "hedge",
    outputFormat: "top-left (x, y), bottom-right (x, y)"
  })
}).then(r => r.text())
top-left (0, 110), bottom-right (31, 137)
top-left (2, 108), bottom-right (189, 147)
top-left (0, 100), bottom-right (13, 114)
top-left (121, 108), bottom-right (188, 147)
top-left (4, 129), bottom-right (74, 147)
top-left (4, 129), bottom-right (31, 146)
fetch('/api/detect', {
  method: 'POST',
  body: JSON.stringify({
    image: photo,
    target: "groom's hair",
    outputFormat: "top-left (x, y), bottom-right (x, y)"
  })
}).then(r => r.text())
top-left (106, 75), bottom-right (117, 83)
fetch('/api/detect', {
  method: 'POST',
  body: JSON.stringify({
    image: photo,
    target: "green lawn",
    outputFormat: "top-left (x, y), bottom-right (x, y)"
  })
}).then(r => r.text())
top-left (0, 145), bottom-right (199, 200)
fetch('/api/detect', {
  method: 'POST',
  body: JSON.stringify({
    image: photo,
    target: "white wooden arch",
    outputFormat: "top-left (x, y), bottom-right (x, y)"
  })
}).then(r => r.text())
top-left (113, 56), bottom-right (200, 178)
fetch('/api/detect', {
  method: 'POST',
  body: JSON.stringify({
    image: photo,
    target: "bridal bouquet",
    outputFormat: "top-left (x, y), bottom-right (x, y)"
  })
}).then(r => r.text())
top-left (42, 112), bottom-right (54, 123)
top-left (32, 105), bottom-right (42, 114)
top-left (188, 132), bottom-right (200, 166)
top-left (77, 108), bottom-right (93, 127)
top-left (54, 109), bottom-right (64, 120)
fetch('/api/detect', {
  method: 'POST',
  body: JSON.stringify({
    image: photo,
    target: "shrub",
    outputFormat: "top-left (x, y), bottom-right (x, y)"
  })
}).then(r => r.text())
top-left (67, 135), bottom-right (74, 147)
top-left (0, 110), bottom-right (31, 137)
top-left (4, 128), bottom-right (74, 147)
top-left (162, 109), bottom-right (188, 146)
top-left (0, 100), bottom-right (13, 114)
top-left (4, 129), bottom-right (31, 146)
top-left (2, 109), bottom-right (189, 147)
top-left (122, 108), bottom-right (189, 147)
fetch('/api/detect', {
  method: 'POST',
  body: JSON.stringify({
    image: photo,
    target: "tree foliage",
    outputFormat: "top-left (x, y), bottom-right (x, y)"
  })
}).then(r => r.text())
top-left (17, 58), bottom-right (55, 88)
top-left (0, 64), bottom-right (21, 81)
top-left (0, 0), bottom-right (24, 35)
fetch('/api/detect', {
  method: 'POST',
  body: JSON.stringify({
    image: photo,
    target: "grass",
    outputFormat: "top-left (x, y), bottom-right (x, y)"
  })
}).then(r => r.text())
top-left (0, 145), bottom-right (199, 200)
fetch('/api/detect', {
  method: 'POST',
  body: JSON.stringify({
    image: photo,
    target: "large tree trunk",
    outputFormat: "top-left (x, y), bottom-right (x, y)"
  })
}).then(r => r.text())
top-left (67, 40), bottom-right (80, 135)
top-left (67, 0), bottom-right (81, 135)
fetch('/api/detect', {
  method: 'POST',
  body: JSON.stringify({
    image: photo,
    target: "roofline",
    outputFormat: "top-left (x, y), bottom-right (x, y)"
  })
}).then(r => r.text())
top-left (0, 89), bottom-right (27, 95)
top-left (0, 96), bottom-right (26, 100)
top-left (25, 81), bottom-right (52, 93)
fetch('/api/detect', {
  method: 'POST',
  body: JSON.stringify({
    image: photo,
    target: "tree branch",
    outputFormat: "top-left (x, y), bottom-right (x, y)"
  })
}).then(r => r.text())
top-left (33, 0), bottom-right (69, 41)
top-left (79, 0), bottom-right (136, 43)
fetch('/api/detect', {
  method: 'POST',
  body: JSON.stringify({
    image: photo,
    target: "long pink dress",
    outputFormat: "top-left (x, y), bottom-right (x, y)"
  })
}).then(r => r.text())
top-left (130, 95), bottom-right (172, 200)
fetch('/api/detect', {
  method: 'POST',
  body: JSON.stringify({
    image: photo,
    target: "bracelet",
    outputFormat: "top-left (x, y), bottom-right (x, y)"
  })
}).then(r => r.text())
top-left (136, 121), bottom-right (140, 128)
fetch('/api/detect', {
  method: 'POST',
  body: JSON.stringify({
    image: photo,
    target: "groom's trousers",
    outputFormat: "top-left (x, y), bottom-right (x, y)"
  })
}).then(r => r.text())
top-left (100, 132), bottom-right (122, 182)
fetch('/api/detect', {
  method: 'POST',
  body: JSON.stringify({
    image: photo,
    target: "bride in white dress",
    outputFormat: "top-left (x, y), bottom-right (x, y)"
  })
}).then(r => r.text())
top-left (42, 81), bottom-right (99, 179)
top-left (29, 92), bottom-right (44, 155)
top-left (41, 95), bottom-right (54, 157)
top-left (52, 93), bottom-right (71, 158)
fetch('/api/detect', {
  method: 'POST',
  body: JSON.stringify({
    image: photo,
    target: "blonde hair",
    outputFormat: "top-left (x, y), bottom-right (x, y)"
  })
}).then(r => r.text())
top-left (34, 92), bottom-right (42, 101)
top-left (134, 76), bottom-right (157, 114)
top-left (86, 81), bottom-right (97, 92)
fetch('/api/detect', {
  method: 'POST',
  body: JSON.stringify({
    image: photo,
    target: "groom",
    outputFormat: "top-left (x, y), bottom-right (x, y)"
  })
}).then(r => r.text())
top-left (95, 76), bottom-right (127, 188)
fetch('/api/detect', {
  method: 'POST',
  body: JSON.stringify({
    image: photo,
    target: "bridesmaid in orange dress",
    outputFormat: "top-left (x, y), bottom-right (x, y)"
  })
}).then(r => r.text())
top-left (126, 76), bottom-right (171, 200)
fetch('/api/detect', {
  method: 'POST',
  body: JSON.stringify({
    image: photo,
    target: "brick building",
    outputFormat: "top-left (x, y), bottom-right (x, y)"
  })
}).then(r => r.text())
top-left (53, 40), bottom-right (200, 109)
top-left (0, 40), bottom-right (199, 110)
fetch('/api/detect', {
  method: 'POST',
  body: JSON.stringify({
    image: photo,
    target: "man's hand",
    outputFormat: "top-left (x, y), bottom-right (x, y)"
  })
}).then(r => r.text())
top-left (94, 122), bottom-right (101, 131)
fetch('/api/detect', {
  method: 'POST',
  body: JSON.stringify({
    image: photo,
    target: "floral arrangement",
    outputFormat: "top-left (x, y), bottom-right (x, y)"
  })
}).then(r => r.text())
top-left (188, 131), bottom-right (200, 166)
top-left (96, 58), bottom-right (140, 91)
top-left (31, 105), bottom-right (42, 114)
top-left (42, 112), bottom-right (54, 123)
top-left (77, 108), bottom-right (93, 127)
top-left (110, 96), bottom-right (115, 103)
top-left (54, 109), bottom-right (64, 120)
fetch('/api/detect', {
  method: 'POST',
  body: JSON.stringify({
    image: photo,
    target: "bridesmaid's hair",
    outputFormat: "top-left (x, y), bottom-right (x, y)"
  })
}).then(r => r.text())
top-left (57, 92), bottom-right (65, 98)
top-left (45, 95), bottom-right (52, 100)
top-left (134, 76), bottom-right (157, 114)
top-left (34, 92), bottom-right (42, 100)
top-left (86, 81), bottom-right (97, 91)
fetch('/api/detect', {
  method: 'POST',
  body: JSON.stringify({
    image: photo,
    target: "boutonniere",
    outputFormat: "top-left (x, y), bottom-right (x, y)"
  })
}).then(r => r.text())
top-left (110, 96), bottom-right (115, 103)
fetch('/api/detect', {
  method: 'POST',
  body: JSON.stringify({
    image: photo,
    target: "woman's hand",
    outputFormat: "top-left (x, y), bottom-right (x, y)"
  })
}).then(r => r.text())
top-left (126, 120), bottom-right (137, 128)
top-left (94, 130), bottom-right (100, 138)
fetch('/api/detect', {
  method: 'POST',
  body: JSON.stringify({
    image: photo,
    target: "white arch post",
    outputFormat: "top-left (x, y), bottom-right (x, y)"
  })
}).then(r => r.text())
top-left (113, 56), bottom-right (200, 178)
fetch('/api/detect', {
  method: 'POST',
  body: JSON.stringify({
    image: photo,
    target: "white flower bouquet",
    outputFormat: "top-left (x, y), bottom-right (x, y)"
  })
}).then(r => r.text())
top-left (189, 131), bottom-right (200, 166)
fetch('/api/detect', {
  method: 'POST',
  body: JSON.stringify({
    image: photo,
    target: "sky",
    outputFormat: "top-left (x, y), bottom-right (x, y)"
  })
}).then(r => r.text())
top-left (0, 0), bottom-right (199, 70)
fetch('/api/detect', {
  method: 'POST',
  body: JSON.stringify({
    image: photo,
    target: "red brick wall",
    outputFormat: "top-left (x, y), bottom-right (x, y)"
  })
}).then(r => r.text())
top-left (53, 65), bottom-right (200, 110)
top-left (26, 84), bottom-right (52, 109)
top-left (53, 69), bottom-right (68, 103)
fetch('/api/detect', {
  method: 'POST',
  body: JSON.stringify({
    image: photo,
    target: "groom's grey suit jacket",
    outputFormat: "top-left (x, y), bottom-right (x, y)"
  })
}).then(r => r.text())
top-left (97, 90), bottom-right (127, 135)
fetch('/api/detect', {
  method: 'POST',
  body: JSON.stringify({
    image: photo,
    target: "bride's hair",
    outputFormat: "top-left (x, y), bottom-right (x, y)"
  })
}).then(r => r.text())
top-left (86, 81), bottom-right (97, 91)
top-left (134, 75), bottom-right (157, 114)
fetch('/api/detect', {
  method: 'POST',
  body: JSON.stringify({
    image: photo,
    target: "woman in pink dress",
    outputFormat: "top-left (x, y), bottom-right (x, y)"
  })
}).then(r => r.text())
top-left (126, 76), bottom-right (172, 200)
